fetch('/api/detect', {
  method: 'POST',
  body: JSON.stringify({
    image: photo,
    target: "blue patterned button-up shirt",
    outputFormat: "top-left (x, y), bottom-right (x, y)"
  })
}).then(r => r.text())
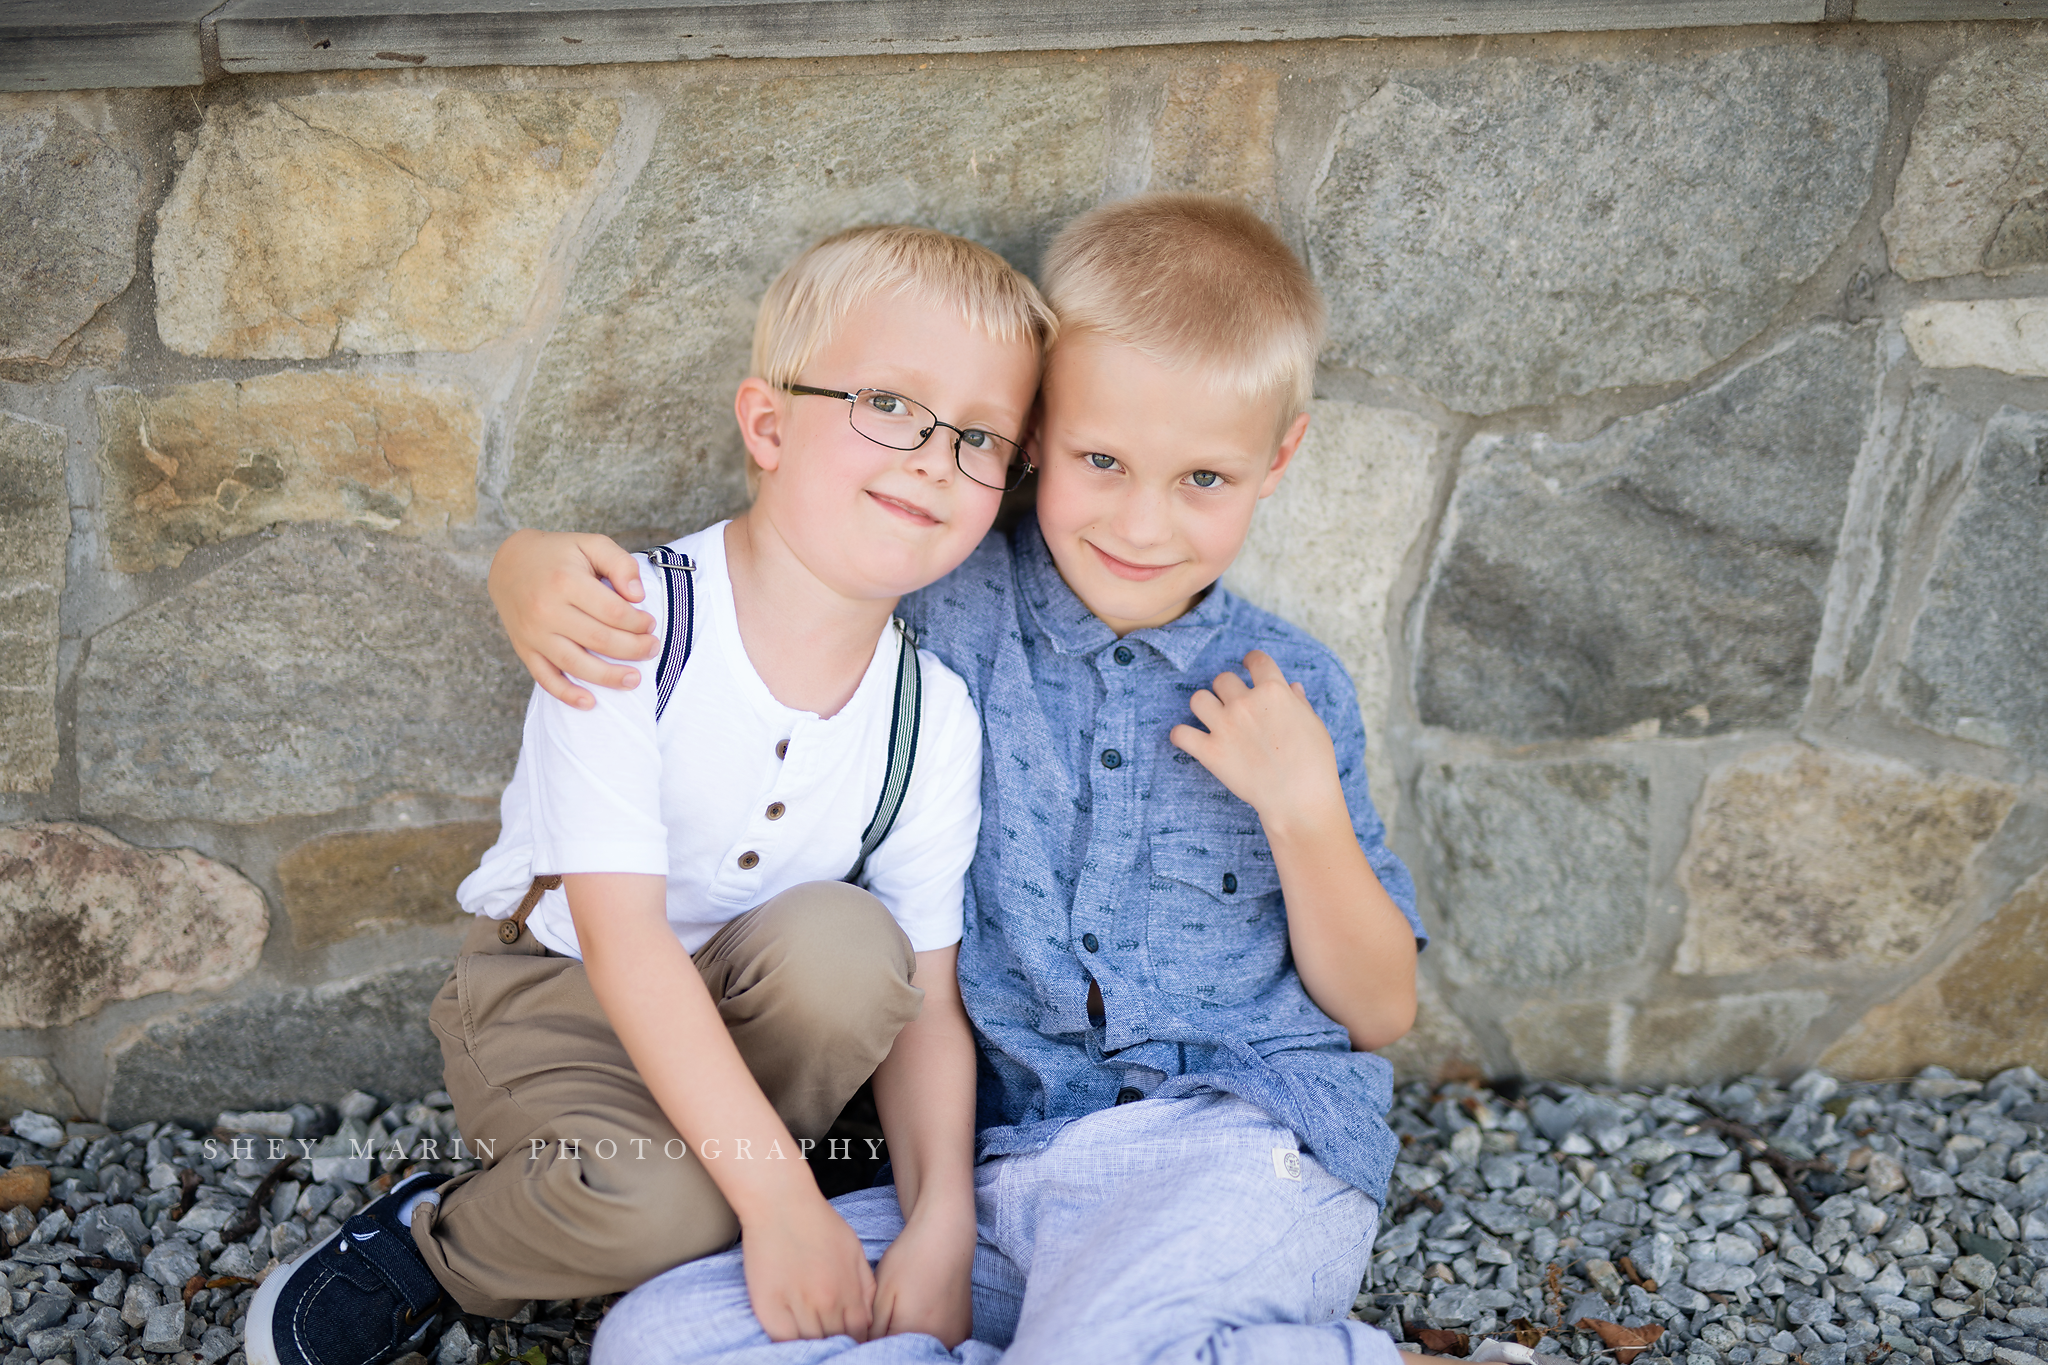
top-left (898, 517), bottom-right (1425, 1203)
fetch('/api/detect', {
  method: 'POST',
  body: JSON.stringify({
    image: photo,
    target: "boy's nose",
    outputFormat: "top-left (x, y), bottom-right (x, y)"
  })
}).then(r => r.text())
top-left (903, 432), bottom-right (952, 482)
top-left (1110, 485), bottom-right (1171, 546)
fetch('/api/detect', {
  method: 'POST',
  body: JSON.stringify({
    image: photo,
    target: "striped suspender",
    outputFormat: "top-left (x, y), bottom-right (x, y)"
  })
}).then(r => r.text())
top-left (497, 561), bottom-right (921, 941)
top-left (642, 547), bottom-right (696, 722)
top-left (845, 621), bottom-right (923, 886)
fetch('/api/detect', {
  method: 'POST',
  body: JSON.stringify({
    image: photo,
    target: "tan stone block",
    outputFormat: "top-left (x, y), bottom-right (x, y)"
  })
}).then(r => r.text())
top-left (1675, 745), bottom-right (2015, 976)
top-left (1222, 401), bottom-right (1438, 823)
top-left (1621, 990), bottom-right (1831, 1086)
top-left (1883, 48), bottom-right (2048, 281)
top-left (1902, 299), bottom-right (2048, 378)
top-left (1149, 63), bottom-right (1279, 210)
top-left (1376, 970), bottom-right (1484, 1084)
top-left (0, 1058), bottom-right (78, 1121)
top-left (1505, 1000), bottom-right (1617, 1083)
top-left (154, 91), bottom-right (620, 359)
top-left (277, 821), bottom-right (497, 949)
top-left (0, 413), bottom-right (67, 793)
top-left (1821, 865), bottom-right (2048, 1079)
top-left (0, 822), bottom-right (268, 1029)
top-left (94, 371), bottom-right (480, 572)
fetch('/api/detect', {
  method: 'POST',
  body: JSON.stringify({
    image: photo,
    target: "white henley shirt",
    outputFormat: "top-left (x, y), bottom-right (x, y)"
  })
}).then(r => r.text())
top-left (457, 521), bottom-right (983, 958)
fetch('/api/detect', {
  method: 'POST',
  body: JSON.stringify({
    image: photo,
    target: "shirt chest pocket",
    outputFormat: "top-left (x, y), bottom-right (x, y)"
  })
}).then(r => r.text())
top-left (1145, 831), bottom-right (1288, 1005)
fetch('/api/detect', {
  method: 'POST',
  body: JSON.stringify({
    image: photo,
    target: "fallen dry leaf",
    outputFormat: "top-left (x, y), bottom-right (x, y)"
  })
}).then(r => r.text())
top-left (1576, 1317), bottom-right (1666, 1364)
top-left (1415, 1327), bottom-right (1472, 1356)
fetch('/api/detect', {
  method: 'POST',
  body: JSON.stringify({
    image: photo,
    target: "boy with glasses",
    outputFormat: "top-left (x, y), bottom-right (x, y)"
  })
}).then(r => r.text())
top-left (492, 193), bottom-right (1435, 1365)
top-left (246, 225), bottom-right (1053, 1365)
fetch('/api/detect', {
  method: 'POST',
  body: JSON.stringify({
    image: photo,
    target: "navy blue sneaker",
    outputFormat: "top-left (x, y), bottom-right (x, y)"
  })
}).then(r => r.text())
top-left (245, 1170), bottom-right (449, 1365)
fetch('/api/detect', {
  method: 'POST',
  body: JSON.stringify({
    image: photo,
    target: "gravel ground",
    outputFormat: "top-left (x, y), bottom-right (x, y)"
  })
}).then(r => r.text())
top-left (2, 1065), bottom-right (2043, 1364)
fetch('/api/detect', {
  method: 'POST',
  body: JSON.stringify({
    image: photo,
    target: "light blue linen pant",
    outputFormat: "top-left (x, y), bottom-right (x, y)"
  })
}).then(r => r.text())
top-left (592, 1092), bottom-right (1408, 1365)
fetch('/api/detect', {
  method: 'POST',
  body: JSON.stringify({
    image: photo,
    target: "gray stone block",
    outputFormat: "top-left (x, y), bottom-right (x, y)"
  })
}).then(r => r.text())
top-left (1417, 759), bottom-right (1651, 988)
top-left (0, 413), bottom-right (67, 793)
top-left (99, 959), bottom-right (451, 1130)
top-left (76, 526), bottom-right (528, 822)
top-left (1307, 46), bottom-right (1882, 413)
top-left (504, 62), bottom-right (1107, 547)
top-left (0, 110), bottom-right (144, 360)
top-left (0, 1058), bottom-right (77, 1119)
top-left (1417, 326), bottom-right (1875, 742)
top-left (1889, 406), bottom-right (2048, 764)
top-left (0, 2), bottom-right (212, 93)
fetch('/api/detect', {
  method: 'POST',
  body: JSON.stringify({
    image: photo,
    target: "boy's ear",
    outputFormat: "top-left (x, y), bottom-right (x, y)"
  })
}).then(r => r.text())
top-left (1257, 410), bottom-right (1311, 500)
top-left (734, 377), bottom-right (786, 474)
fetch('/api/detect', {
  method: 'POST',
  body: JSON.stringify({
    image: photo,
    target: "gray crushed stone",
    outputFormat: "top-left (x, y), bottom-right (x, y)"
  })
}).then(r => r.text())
top-left (1, 1066), bottom-right (2042, 1364)
top-left (1358, 1067), bottom-right (2048, 1365)
top-left (1, 1089), bottom-right (601, 1365)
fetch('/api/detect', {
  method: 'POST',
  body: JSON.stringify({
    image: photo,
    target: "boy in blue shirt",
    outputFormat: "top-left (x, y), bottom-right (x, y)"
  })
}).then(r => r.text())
top-left (493, 193), bottom-right (1431, 1363)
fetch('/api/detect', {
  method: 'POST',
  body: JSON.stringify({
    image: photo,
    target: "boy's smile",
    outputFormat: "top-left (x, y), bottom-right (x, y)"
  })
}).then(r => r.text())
top-left (1033, 333), bottom-right (1309, 636)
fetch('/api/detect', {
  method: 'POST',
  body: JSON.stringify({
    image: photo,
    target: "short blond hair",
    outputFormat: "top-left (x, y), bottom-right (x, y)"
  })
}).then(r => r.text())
top-left (1041, 193), bottom-right (1324, 419)
top-left (751, 224), bottom-right (1056, 390)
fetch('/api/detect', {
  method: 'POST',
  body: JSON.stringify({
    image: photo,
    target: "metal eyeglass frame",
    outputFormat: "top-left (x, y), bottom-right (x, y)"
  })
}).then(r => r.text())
top-left (785, 383), bottom-right (1035, 492)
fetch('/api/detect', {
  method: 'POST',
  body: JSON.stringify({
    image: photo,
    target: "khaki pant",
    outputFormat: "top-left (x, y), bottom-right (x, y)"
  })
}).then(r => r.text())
top-left (413, 881), bottom-right (923, 1316)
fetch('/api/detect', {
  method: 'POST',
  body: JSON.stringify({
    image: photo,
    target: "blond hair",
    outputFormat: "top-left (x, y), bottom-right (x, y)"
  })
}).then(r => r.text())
top-left (1040, 193), bottom-right (1324, 419)
top-left (752, 224), bottom-right (1055, 390)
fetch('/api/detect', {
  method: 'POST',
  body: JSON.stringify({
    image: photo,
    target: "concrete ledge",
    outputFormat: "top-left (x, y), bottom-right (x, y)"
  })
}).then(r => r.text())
top-left (3, 0), bottom-right (2046, 94)
top-left (0, 1), bottom-right (220, 92)
top-left (1854, 0), bottom-right (2048, 16)
top-left (208, 0), bottom-right (1823, 76)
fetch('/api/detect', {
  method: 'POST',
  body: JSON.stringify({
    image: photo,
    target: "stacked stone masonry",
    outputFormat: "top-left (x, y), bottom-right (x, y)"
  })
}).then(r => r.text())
top-left (0, 15), bottom-right (2044, 1123)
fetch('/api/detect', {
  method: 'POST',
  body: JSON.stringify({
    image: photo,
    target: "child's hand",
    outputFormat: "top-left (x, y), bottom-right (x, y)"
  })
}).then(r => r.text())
top-left (870, 1201), bottom-right (975, 1346)
top-left (739, 1193), bottom-right (877, 1342)
top-left (1169, 650), bottom-right (1344, 827)
top-left (487, 528), bottom-right (658, 710)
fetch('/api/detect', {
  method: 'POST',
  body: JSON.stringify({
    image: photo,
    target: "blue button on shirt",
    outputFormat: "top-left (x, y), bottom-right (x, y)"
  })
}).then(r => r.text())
top-left (899, 518), bottom-right (1425, 1203)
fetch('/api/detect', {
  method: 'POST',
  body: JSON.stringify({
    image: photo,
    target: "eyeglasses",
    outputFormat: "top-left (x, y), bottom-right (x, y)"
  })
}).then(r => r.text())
top-left (785, 384), bottom-right (1034, 492)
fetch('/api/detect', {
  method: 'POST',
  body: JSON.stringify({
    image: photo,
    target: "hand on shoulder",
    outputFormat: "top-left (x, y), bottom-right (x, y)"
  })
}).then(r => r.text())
top-left (489, 528), bottom-right (658, 709)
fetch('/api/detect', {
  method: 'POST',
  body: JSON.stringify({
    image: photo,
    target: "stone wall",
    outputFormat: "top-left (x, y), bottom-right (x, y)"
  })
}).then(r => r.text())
top-left (2, 18), bottom-right (2045, 1125)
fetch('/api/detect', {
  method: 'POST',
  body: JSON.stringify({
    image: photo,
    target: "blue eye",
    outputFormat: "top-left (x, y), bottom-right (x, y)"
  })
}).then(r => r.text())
top-left (1190, 470), bottom-right (1220, 488)
top-left (1087, 453), bottom-right (1117, 470)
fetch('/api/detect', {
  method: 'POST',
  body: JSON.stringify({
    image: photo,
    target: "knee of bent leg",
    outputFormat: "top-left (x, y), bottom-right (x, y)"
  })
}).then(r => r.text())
top-left (749, 881), bottom-right (918, 1021)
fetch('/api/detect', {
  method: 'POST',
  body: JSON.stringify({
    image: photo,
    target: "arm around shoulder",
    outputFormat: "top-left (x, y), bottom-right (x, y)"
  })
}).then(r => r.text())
top-left (489, 528), bottom-right (659, 708)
